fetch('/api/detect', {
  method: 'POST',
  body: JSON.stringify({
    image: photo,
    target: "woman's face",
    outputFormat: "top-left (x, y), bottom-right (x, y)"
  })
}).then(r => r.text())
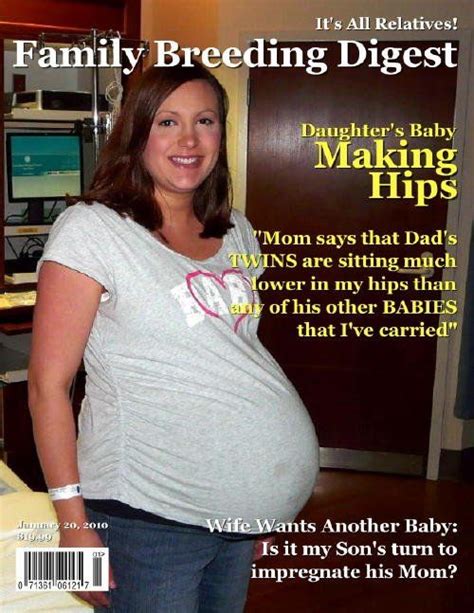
top-left (143, 79), bottom-right (222, 203)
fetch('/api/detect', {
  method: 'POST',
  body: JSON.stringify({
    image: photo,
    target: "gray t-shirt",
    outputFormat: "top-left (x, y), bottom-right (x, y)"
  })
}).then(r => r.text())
top-left (38, 202), bottom-right (319, 533)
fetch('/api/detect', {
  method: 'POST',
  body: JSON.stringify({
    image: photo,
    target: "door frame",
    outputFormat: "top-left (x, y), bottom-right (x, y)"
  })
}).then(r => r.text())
top-left (233, 28), bottom-right (474, 479)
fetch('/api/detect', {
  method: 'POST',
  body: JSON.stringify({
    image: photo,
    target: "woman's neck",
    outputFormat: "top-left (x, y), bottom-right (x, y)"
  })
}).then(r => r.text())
top-left (156, 192), bottom-right (197, 229)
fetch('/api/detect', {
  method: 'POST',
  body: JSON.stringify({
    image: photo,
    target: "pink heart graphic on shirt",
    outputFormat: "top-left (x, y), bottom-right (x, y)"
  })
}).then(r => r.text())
top-left (186, 269), bottom-right (255, 333)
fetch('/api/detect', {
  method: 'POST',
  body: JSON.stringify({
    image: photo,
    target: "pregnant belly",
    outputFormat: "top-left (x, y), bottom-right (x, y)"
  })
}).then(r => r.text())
top-left (99, 386), bottom-right (320, 533)
top-left (199, 395), bottom-right (320, 532)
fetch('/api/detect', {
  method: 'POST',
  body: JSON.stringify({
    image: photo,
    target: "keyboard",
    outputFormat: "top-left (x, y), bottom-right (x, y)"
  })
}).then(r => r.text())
top-left (5, 258), bottom-right (39, 274)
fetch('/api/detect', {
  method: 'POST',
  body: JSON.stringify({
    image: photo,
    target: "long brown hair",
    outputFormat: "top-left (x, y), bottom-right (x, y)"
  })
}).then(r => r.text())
top-left (79, 63), bottom-right (233, 238)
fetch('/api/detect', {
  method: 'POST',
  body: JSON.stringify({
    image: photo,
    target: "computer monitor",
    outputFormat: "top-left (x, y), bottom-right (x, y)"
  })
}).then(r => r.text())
top-left (6, 132), bottom-right (83, 224)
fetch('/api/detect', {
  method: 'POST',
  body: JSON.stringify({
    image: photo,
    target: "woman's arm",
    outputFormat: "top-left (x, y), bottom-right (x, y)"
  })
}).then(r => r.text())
top-left (28, 261), bottom-right (115, 607)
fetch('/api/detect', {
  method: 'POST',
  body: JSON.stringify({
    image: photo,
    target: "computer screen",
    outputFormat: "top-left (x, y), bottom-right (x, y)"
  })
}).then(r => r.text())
top-left (6, 133), bottom-right (83, 204)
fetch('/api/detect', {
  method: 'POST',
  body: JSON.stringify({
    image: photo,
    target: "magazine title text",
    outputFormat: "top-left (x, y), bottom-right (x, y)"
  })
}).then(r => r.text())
top-left (14, 38), bottom-right (458, 76)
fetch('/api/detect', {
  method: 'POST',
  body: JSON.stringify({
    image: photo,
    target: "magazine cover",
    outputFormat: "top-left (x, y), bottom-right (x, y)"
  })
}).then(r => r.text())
top-left (1, 1), bottom-right (473, 612)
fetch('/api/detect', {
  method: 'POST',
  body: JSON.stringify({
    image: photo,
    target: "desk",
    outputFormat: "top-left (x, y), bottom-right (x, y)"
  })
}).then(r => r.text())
top-left (0, 345), bottom-right (43, 489)
top-left (0, 345), bottom-right (85, 490)
top-left (0, 291), bottom-right (36, 335)
top-left (0, 460), bottom-right (92, 611)
top-left (0, 345), bottom-right (28, 384)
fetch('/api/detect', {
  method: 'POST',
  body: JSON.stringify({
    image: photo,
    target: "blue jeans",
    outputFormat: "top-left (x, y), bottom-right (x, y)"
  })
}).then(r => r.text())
top-left (86, 506), bottom-right (256, 613)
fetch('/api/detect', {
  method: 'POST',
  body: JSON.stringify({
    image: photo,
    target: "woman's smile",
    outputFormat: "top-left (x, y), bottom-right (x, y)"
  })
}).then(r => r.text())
top-left (169, 155), bottom-right (203, 168)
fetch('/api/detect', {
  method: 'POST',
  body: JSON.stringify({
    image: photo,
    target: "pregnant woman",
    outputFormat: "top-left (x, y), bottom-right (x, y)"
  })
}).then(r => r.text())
top-left (28, 61), bottom-right (319, 612)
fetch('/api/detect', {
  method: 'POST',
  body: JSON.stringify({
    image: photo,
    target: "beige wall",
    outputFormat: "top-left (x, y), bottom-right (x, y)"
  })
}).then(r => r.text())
top-left (142, 0), bottom-right (219, 64)
top-left (141, 0), bottom-right (474, 456)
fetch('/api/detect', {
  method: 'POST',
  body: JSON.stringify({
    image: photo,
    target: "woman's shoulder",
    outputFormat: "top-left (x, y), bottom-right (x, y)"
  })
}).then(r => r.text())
top-left (39, 202), bottom-right (119, 289)
top-left (228, 208), bottom-right (264, 277)
top-left (229, 208), bottom-right (258, 246)
top-left (58, 201), bottom-right (118, 221)
top-left (52, 201), bottom-right (123, 233)
top-left (229, 208), bottom-right (248, 227)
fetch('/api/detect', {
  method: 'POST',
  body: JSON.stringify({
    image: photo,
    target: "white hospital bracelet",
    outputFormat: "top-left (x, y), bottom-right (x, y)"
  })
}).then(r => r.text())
top-left (48, 484), bottom-right (82, 501)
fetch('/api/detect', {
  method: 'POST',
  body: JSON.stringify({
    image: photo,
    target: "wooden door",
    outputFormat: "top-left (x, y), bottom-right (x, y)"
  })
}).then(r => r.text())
top-left (246, 41), bottom-right (458, 475)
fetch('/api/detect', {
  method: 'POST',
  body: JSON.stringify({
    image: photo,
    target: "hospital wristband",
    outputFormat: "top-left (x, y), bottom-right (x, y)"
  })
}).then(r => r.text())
top-left (48, 483), bottom-right (82, 501)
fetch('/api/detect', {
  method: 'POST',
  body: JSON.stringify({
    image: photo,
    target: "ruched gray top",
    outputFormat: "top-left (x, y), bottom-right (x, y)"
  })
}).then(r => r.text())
top-left (38, 202), bottom-right (319, 533)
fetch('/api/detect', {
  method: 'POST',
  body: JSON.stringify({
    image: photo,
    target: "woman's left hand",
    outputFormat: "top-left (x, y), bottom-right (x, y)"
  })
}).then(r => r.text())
top-left (253, 536), bottom-right (275, 561)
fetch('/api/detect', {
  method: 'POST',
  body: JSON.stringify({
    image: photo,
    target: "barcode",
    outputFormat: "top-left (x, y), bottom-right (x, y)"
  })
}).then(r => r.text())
top-left (16, 548), bottom-right (109, 591)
